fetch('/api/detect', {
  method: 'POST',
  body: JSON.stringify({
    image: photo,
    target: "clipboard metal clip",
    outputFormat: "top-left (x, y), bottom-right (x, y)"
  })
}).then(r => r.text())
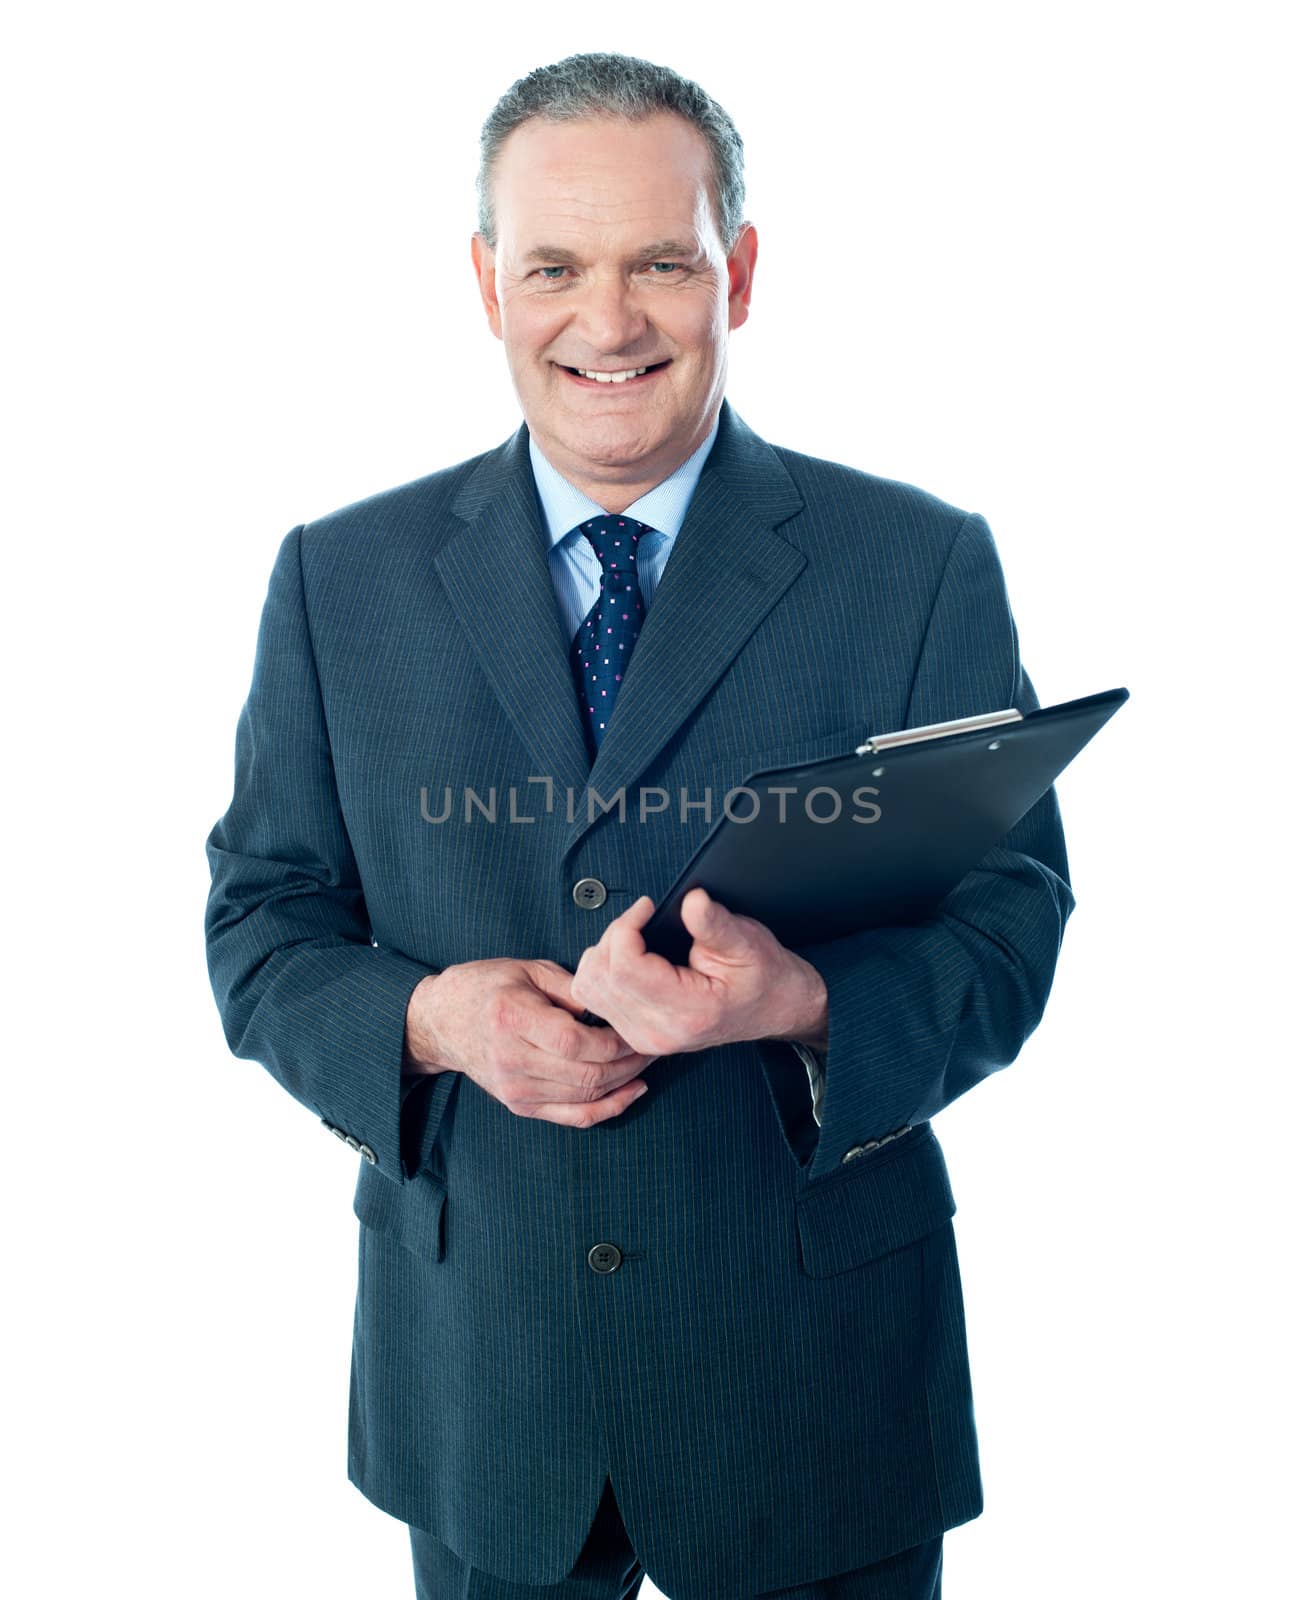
top-left (854, 706), bottom-right (1024, 757)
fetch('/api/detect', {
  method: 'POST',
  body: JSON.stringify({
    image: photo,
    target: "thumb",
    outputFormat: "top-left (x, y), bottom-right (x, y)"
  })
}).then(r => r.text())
top-left (680, 886), bottom-right (743, 949)
top-left (622, 893), bottom-right (656, 927)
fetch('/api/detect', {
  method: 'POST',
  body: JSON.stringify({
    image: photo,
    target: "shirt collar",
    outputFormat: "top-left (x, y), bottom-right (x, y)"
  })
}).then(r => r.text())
top-left (527, 416), bottom-right (721, 549)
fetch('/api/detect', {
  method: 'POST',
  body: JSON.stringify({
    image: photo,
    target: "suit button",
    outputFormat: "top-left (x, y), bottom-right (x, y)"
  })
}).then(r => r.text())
top-left (842, 1144), bottom-right (867, 1163)
top-left (358, 1144), bottom-right (377, 1165)
top-left (344, 1134), bottom-right (361, 1151)
top-left (587, 1242), bottom-right (623, 1273)
top-left (573, 877), bottom-right (608, 910)
top-left (330, 1125), bottom-right (349, 1142)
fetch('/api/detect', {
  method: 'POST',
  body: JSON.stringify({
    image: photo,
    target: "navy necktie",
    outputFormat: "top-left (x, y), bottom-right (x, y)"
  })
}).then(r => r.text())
top-left (568, 514), bottom-right (653, 755)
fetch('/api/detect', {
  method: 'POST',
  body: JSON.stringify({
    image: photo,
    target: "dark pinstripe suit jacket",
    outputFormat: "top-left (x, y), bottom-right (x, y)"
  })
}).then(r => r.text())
top-left (204, 398), bottom-right (1073, 1596)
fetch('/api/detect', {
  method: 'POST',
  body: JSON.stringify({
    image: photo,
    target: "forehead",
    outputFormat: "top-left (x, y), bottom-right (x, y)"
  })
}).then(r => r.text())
top-left (490, 111), bottom-right (719, 248)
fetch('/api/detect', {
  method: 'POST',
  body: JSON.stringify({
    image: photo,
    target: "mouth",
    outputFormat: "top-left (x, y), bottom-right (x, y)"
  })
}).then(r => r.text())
top-left (556, 360), bottom-right (671, 389)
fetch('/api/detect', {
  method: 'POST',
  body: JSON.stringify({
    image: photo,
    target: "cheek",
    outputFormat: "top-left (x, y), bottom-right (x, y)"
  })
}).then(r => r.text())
top-left (671, 298), bottom-right (726, 365)
top-left (500, 298), bottom-right (563, 357)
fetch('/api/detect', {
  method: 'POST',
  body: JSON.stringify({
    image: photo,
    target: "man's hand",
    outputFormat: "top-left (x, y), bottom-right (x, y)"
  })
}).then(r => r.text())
top-left (568, 889), bottom-right (829, 1057)
top-left (402, 959), bottom-right (659, 1127)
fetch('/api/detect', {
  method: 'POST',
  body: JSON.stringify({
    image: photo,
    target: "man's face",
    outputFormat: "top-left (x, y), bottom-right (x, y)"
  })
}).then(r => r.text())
top-left (471, 111), bottom-right (756, 496)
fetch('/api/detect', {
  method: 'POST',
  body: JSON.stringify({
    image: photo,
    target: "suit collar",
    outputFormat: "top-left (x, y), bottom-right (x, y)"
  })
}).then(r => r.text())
top-left (439, 397), bottom-right (806, 862)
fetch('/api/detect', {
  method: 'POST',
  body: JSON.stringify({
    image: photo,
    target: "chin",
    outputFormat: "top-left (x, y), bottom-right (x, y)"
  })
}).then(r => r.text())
top-left (571, 427), bottom-right (666, 464)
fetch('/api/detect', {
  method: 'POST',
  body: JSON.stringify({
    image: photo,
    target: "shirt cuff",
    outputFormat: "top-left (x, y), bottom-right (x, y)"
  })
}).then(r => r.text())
top-left (790, 1041), bottom-right (826, 1128)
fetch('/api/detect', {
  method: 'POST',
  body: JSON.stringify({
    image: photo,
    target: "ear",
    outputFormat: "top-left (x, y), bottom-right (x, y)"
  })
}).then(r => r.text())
top-left (470, 232), bottom-right (504, 341)
top-left (726, 222), bottom-right (758, 333)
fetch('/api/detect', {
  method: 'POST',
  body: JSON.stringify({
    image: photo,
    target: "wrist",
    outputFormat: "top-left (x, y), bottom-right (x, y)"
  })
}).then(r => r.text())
top-left (403, 972), bottom-right (447, 1076)
top-left (768, 959), bottom-right (829, 1053)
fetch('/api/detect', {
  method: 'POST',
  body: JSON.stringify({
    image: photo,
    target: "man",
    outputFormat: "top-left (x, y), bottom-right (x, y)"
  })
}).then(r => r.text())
top-left (205, 51), bottom-right (1073, 1600)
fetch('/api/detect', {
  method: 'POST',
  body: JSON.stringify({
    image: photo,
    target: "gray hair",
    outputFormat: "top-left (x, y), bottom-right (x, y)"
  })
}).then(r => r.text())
top-left (476, 51), bottom-right (746, 256)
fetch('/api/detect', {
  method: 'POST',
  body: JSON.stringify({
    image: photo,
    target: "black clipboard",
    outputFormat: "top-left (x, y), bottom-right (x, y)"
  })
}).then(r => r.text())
top-left (578, 686), bottom-right (1127, 1021)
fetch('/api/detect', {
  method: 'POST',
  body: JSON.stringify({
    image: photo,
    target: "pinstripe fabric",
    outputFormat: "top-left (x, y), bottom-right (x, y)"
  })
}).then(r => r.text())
top-left (408, 1475), bottom-right (943, 1597)
top-left (205, 399), bottom-right (1073, 1597)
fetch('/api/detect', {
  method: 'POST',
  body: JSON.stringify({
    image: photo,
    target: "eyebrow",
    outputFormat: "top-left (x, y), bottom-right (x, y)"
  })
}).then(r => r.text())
top-left (520, 238), bottom-right (699, 266)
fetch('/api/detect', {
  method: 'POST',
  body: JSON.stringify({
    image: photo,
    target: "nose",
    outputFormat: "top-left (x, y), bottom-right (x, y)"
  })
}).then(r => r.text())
top-left (573, 270), bottom-right (649, 356)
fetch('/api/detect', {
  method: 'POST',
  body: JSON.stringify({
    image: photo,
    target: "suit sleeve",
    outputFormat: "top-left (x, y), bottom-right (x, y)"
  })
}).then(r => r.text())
top-left (204, 524), bottom-right (436, 1186)
top-left (791, 510), bottom-right (1075, 1173)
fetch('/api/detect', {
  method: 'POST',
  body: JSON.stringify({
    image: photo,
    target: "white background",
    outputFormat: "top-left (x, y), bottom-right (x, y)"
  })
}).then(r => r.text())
top-left (4, 2), bottom-right (1288, 1595)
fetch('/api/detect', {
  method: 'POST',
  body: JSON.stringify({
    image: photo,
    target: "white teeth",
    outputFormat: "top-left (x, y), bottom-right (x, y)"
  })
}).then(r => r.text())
top-left (576, 366), bottom-right (650, 383)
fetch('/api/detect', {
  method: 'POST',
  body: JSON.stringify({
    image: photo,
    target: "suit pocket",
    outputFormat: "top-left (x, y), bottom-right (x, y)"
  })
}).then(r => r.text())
top-left (794, 1123), bottom-right (956, 1277)
top-left (353, 1162), bottom-right (447, 1263)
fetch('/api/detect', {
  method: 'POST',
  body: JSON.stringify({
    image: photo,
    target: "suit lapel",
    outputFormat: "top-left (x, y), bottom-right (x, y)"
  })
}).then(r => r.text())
top-left (567, 406), bottom-right (807, 858)
top-left (438, 399), bottom-right (808, 863)
top-left (436, 427), bottom-right (594, 810)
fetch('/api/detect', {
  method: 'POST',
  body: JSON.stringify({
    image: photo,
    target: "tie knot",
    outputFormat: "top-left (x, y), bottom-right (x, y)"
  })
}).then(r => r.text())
top-left (576, 514), bottom-right (653, 571)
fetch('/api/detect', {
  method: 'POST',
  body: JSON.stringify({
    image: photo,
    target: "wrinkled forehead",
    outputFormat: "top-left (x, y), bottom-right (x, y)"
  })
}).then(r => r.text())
top-left (489, 112), bottom-right (722, 255)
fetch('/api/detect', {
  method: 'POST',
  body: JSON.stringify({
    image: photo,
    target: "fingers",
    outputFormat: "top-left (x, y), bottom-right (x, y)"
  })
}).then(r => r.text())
top-left (478, 968), bottom-right (651, 1119)
top-left (530, 960), bottom-right (627, 1036)
top-left (523, 962), bottom-right (638, 1063)
top-left (528, 958), bottom-right (582, 1015)
top-left (527, 1077), bottom-right (651, 1129)
top-left (435, 959), bottom-right (655, 1128)
top-left (512, 1007), bottom-right (649, 1098)
top-left (491, 1032), bottom-right (653, 1119)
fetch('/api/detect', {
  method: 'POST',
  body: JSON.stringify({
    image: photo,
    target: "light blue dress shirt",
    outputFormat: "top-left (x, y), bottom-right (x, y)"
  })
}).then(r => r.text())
top-left (527, 418), bottom-right (720, 644)
top-left (526, 415), bottom-right (827, 1125)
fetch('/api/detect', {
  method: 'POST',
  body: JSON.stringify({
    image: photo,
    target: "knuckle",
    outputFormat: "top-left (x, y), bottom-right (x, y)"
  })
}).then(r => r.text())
top-left (578, 1060), bottom-right (607, 1101)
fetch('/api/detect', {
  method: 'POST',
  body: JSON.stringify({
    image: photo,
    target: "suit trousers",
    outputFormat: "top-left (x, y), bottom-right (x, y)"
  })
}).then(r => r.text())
top-left (408, 1477), bottom-right (943, 1599)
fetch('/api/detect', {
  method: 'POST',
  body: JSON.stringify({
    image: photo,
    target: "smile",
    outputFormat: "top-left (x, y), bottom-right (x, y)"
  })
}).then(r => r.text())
top-left (558, 361), bottom-right (671, 388)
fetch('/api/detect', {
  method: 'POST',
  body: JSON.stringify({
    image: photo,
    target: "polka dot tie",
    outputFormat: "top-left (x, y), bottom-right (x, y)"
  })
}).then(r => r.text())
top-left (568, 514), bottom-right (652, 756)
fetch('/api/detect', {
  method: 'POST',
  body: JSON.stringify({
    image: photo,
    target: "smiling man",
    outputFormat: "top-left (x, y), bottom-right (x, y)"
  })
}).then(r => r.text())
top-left (471, 107), bottom-right (750, 514)
top-left (205, 51), bottom-right (1073, 1600)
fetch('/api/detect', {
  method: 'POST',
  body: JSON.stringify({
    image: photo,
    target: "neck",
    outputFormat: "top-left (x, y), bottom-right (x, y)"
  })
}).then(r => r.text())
top-left (530, 411), bottom-right (719, 515)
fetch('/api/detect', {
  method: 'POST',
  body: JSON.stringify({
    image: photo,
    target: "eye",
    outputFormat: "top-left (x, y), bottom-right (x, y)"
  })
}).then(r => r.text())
top-left (537, 266), bottom-right (568, 280)
top-left (646, 262), bottom-right (680, 274)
